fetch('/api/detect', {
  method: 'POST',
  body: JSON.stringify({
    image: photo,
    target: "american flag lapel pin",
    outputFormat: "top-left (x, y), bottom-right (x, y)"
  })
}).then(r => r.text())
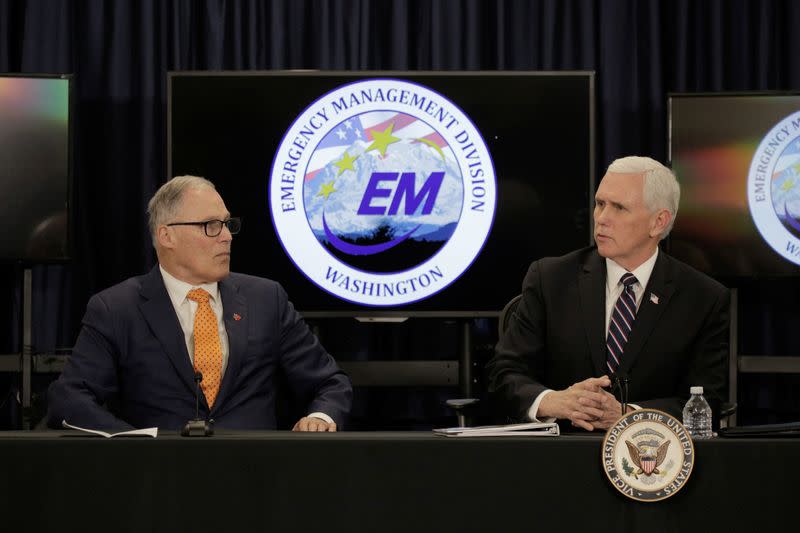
top-left (233, 313), bottom-right (242, 321)
top-left (649, 293), bottom-right (659, 305)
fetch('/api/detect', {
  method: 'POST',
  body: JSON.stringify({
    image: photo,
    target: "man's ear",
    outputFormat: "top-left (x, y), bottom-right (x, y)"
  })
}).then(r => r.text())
top-left (156, 225), bottom-right (175, 249)
top-left (650, 209), bottom-right (672, 239)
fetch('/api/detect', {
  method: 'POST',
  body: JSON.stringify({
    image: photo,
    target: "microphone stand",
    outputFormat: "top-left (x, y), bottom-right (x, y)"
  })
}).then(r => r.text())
top-left (612, 373), bottom-right (630, 417)
top-left (181, 371), bottom-right (214, 437)
top-left (619, 376), bottom-right (629, 416)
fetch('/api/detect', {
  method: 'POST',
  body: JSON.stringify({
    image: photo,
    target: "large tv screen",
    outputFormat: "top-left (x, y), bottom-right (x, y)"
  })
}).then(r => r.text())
top-left (669, 93), bottom-right (800, 279)
top-left (0, 74), bottom-right (71, 262)
top-left (169, 71), bottom-right (594, 315)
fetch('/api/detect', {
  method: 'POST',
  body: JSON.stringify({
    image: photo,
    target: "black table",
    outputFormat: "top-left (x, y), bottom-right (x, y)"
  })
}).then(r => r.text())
top-left (0, 431), bottom-right (795, 532)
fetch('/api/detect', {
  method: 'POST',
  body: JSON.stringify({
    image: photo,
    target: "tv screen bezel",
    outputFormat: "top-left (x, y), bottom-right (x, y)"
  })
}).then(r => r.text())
top-left (167, 70), bottom-right (596, 317)
top-left (0, 72), bottom-right (73, 264)
top-left (667, 90), bottom-right (800, 281)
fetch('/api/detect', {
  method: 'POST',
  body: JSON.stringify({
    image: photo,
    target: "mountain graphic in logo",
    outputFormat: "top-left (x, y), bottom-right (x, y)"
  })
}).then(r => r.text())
top-left (303, 112), bottom-right (463, 272)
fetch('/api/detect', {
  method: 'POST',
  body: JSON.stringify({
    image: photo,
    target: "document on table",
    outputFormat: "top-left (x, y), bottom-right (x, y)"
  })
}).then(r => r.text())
top-left (433, 421), bottom-right (559, 437)
top-left (62, 420), bottom-right (158, 438)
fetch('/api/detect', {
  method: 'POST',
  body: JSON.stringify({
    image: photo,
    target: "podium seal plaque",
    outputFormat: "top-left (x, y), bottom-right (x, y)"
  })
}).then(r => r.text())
top-left (601, 408), bottom-right (695, 502)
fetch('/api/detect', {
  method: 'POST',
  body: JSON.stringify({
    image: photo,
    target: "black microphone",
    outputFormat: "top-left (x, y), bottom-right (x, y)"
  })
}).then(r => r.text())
top-left (181, 371), bottom-right (214, 437)
top-left (610, 371), bottom-right (630, 416)
top-left (193, 371), bottom-right (202, 419)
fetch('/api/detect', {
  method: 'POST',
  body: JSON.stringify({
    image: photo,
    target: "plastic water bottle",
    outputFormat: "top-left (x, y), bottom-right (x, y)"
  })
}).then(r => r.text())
top-left (682, 386), bottom-right (713, 439)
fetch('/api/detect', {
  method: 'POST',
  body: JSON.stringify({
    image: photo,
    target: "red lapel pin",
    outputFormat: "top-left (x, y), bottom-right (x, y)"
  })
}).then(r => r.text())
top-left (233, 313), bottom-right (242, 321)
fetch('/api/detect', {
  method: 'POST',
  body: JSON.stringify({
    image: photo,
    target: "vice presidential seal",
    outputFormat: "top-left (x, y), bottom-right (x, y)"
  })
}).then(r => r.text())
top-left (602, 409), bottom-right (695, 502)
top-left (747, 111), bottom-right (800, 266)
top-left (269, 78), bottom-right (496, 306)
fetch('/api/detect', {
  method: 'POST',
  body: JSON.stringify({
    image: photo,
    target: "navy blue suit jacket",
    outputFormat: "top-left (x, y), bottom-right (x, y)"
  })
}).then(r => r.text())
top-left (48, 267), bottom-right (352, 431)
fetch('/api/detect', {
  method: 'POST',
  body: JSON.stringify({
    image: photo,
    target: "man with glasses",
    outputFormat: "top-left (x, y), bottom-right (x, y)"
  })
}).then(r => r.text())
top-left (48, 175), bottom-right (352, 432)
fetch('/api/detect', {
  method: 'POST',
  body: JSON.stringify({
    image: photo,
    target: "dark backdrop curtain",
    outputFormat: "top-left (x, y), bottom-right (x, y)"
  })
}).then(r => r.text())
top-left (1, 0), bottom-right (799, 426)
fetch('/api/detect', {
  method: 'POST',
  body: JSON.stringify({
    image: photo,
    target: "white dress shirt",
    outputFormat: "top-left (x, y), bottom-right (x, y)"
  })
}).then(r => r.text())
top-left (160, 266), bottom-right (230, 374)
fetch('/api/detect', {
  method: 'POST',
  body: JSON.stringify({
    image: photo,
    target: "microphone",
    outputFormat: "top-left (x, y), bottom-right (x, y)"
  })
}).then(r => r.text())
top-left (610, 371), bottom-right (630, 416)
top-left (181, 371), bottom-right (214, 437)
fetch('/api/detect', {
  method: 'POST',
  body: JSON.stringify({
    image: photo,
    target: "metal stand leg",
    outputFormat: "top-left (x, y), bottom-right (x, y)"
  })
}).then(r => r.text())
top-left (21, 268), bottom-right (32, 430)
top-left (729, 288), bottom-right (738, 428)
top-left (459, 320), bottom-right (472, 398)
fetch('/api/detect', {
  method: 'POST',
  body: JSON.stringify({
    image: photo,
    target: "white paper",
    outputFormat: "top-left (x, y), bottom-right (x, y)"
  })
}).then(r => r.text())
top-left (62, 420), bottom-right (158, 438)
top-left (433, 421), bottom-right (559, 437)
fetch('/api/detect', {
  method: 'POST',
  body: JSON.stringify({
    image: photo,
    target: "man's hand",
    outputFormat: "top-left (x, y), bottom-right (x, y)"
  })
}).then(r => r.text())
top-left (583, 389), bottom-right (629, 431)
top-left (292, 416), bottom-right (338, 432)
top-left (538, 376), bottom-right (621, 431)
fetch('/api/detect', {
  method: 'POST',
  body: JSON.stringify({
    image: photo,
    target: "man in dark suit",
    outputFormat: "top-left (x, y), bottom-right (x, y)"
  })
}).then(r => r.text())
top-left (48, 176), bottom-right (352, 432)
top-left (488, 156), bottom-right (729, 431)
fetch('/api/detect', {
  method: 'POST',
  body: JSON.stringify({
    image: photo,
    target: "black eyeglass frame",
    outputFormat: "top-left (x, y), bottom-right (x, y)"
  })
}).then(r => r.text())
top-left (166, 217), bottom-right (241, 237)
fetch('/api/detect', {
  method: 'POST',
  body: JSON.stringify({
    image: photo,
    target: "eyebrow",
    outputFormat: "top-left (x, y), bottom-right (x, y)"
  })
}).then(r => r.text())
top-left (595, 197), bottom-right (627, 210)
top-left (202, 212), bottom-right (231, 221)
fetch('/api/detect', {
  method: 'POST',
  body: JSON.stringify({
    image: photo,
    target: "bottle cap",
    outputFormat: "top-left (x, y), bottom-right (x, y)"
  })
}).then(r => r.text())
top-left (690, 386), bottom-right (704, 395)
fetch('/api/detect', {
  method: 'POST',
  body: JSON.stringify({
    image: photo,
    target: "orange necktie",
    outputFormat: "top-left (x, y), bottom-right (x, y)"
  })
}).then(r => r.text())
top-left (187, 288), bottom-right (222, 408)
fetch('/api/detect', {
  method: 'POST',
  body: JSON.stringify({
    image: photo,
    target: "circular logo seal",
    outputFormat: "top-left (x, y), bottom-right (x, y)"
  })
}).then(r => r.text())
top-left (601, 409), bottom-right (695, 502)
top-left (269, 78), bottom-right (496, 306)
top-left (747, 111), bottom-right (800, 266)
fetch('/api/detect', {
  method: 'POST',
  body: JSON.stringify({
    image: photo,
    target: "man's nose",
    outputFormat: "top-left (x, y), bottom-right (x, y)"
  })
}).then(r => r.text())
top-left (219, 225), bottom-right (233, 241)
top-left (594, 205), bottom-right (607, 223)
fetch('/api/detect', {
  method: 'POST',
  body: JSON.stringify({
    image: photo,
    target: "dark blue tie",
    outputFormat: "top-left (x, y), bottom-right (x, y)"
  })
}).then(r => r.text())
top-left (606, 272), bottom-right (638, 373)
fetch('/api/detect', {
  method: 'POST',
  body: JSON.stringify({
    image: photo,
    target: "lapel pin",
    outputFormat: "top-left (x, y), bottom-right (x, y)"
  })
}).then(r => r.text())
top-left (649, 293), bottom-right (659, 305)
top-left (233, 313), bottom-right (242, 321)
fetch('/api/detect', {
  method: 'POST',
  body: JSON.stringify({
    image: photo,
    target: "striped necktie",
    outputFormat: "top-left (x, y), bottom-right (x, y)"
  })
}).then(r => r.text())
top-left (187, 288), bottom-right (222, 407)
top-left (606, 272), bottom-right (638, 374)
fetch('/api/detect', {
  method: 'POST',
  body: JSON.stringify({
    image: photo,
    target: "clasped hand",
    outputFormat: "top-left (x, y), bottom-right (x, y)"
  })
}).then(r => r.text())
top-left (538, 376), bottom-right (626, 431)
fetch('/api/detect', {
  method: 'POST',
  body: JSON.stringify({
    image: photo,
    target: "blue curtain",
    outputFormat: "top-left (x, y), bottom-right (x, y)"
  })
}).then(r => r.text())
top-left (1, 0), bottom-right (799, 426)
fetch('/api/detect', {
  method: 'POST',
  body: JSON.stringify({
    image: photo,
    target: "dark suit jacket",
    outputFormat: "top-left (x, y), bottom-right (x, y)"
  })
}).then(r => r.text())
top-left (487, 246), bottom-right (729, 423)
top-left (48, 267), bottom-right (352, 431)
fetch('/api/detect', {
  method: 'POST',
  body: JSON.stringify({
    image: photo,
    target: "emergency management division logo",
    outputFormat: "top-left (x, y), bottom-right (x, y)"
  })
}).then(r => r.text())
top-left (747, 111), bottom-right (800, 265)
top-left (602, 409), bottom-right (695, 502)
top-left (269, 79), bottom-right (496, 306)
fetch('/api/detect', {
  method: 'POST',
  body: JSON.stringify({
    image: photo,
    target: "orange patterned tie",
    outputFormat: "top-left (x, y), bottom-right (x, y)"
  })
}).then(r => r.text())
top-left (187, 288), bottom-right (222, 407)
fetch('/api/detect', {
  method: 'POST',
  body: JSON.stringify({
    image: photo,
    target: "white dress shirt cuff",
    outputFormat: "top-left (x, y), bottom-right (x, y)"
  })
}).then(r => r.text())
top-left (527, 390), bottom-right (557, 423)
top-left (307, 412), bottom-right (334, 425)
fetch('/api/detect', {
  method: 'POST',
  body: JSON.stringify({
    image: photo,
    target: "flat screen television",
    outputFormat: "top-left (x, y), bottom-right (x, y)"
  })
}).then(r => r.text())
top-left (669, 93), bottom-right (800, 279)
top-left (0, 74), bottom-right (71, 262)
top-left (169, 71), bottom-right (594, 315)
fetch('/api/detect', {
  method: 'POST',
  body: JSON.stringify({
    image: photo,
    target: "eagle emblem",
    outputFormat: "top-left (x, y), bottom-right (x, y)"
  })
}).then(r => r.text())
top-left (625, 439), bottom-right (670, 478)
top-left (602, 408), bottom-right (695, 502)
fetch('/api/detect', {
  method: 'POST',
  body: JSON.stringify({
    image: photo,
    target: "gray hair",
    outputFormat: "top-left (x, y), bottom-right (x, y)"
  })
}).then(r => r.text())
top-left (147, 175), bottom-right (216, 245)
top-left (606, 156), bottom-right (681, 239)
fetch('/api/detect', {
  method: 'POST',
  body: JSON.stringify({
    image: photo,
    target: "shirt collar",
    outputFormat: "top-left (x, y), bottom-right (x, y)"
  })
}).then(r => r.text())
top-left (605, 248), bottom-right (659, 290)
top-left (159, 265), bottom-right (220, 307)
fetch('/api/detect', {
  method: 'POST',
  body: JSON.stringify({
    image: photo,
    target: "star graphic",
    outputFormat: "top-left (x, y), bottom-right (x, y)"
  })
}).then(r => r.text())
top-left (335, 128), bottom-right (347, 140)
top-left (333, 151), bottom-right (359, 176)
top-left (344, 119), bottom-right (353, 129)
top-left (366, 123), bottom-right (401, 157)
top-left (317, 180), bottom-right (337, 200)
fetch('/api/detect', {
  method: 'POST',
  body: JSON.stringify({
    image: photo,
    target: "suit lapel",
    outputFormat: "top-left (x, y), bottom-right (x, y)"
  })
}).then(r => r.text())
top-left (138, 266), bottom-right (197, 394)
top-left (619, 251), bottom-right (675, 374)
top-left (578, 251), bottom-right (608, 376)
top-left (214, 277), bottom-right (247, 413)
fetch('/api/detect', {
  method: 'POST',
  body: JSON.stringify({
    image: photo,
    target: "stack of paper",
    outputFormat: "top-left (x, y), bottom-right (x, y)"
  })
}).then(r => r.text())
top-left (433, 421), bottom-right (559, 437)
top-left (62, 420), bottom-right (158, 438)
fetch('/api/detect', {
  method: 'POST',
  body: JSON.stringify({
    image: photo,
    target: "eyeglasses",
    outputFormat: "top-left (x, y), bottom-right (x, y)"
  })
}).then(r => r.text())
top-left (166, 217), bottom-right (242, 237)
